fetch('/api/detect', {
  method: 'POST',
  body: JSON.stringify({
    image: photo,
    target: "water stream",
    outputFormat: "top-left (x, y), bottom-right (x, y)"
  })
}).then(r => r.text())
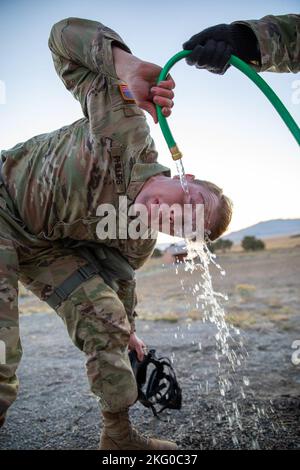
top-left (175, 159), bottom-right (190, 196)
top-left (174, 160), bottom-right (278, 449)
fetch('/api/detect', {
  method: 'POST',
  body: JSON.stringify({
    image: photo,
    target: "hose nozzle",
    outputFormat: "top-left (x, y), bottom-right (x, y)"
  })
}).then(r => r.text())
top-left (170, 145), bottom-right (183, 161)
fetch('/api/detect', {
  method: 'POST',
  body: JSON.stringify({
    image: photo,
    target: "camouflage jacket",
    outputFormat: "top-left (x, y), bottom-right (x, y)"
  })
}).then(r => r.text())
top-left (233, 14), bottom-right (300, 73)
top-left (1, 17), bottom-right (171, 330)
top-left (1, 17), bottom-right (171, 265)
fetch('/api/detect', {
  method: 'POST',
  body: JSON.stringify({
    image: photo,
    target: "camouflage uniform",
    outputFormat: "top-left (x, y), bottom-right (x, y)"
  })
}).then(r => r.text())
top-left (0, 17), bottom-right (170, 416)
top-left (233, 14), bottom-right (300, 73)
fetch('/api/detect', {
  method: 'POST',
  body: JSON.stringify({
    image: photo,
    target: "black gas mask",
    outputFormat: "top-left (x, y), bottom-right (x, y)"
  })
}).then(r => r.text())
top-left (129, 348), bottom-right (182, 417)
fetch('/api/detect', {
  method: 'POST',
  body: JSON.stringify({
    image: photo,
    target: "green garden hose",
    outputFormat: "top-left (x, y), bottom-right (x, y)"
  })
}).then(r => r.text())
top-left (156, 50), bottom-right (300, 160)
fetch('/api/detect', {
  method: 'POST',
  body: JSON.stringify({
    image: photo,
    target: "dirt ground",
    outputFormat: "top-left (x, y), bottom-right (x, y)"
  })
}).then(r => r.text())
top-left (1, 246), bottom-right (300, 450)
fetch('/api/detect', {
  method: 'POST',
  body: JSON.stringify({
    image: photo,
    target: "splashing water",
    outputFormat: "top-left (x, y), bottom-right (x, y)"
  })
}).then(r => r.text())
top-left (174, 158), bottom-right (279, 449)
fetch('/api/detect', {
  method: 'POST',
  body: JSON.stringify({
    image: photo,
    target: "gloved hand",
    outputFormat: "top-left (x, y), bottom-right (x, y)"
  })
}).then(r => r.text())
top-left (183, 23), bottom-right (260, 74)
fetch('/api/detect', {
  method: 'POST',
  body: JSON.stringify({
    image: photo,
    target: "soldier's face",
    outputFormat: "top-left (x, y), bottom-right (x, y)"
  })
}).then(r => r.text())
top-left (145, 175), bottom-right (220, 237)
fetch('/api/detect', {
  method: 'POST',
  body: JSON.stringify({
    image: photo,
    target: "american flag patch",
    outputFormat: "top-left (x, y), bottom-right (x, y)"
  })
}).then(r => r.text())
top-left (118, 84), bottom-right (135, 103)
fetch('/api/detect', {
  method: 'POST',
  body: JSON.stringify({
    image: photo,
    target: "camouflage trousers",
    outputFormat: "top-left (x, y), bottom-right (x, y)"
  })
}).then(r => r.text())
top-left (0, 183), bottom-right (138, 417)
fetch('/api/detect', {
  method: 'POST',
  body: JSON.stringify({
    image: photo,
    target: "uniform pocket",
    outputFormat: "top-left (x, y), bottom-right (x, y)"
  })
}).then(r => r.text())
top-left (112, 103), bottom-right (145, 118)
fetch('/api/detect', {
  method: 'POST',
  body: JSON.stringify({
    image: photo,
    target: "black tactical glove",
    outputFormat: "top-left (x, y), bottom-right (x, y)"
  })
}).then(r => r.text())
top-left (183, 23), bottom-right (260, 74)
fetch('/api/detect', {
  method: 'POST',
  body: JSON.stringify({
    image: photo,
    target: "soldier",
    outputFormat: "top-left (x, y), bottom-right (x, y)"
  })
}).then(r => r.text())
top-left (182, 14), bottom-right (300, 74)
top-left (0, 18), bottom-right (232, 449)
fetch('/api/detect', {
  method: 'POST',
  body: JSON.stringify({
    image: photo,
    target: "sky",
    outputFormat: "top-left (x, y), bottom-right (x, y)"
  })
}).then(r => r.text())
top-left (0, 0), bottom-right (299, 244)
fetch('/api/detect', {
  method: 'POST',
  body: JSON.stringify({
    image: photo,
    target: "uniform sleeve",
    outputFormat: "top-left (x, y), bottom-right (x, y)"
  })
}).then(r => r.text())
top-left (233, 14), bottom-right (300, 73)
top-left (48, 17), bottom-right (131, 116)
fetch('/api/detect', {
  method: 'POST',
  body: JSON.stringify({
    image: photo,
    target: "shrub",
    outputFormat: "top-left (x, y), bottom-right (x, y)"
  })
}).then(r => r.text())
top-left (235, 284), bottom-right (256, 299)
top-left (210, 238), bottom-right (233, 253)
top-left (241, 236), bottom-right (265, 251)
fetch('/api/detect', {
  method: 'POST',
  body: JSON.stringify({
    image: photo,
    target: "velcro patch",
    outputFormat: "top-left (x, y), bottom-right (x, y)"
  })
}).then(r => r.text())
top-left (118, 84), bottom-right (135, 103)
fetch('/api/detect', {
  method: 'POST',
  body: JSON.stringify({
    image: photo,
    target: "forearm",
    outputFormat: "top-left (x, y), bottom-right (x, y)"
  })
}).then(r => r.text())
top-left (233, 14), bottom-right (300, 73)
top-left (112, 46), bottom-right (142, 82)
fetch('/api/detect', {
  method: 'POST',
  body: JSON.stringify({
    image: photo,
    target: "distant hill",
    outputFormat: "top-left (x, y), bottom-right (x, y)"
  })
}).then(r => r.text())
top-left (224, 219), bottom-right (300, 243)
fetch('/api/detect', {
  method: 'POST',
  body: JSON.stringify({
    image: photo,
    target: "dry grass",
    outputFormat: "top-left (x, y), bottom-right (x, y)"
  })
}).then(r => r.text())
top-left (225, 311), bottom-right (257, 328)
top-left (18, 243), bottom-right (300, 333)
top-left (266, 297), bottom-right (284, 309)
top-left (259, 305), bottom-right (293, 321)
top-left (231, 235), bottom-right (300, 252)
top-left (138, 311), bottom-right (180, 323)
top-left (137, 245), bottom-right (300, 331)
top-left (225, 305), bottom-right (294, 328)
top-left (235, 284), bottom-right (256, 299)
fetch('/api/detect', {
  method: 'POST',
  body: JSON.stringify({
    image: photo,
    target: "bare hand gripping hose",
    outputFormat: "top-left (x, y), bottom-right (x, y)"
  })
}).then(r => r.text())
top-left (156, 50), bottom-right (300, 160)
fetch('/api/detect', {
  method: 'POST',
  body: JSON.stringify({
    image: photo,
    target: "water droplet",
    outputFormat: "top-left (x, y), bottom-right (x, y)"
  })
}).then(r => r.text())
top-left (243, 376), bottom-right (250, 386)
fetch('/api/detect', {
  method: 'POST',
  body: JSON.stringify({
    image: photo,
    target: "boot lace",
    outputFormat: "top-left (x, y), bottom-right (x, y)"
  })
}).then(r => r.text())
top-left (130, 426), bottom-right (150, 445)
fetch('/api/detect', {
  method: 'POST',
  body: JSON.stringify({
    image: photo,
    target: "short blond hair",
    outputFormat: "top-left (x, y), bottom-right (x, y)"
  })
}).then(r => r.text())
top-left (192, 179), bottom-right (233, 241)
